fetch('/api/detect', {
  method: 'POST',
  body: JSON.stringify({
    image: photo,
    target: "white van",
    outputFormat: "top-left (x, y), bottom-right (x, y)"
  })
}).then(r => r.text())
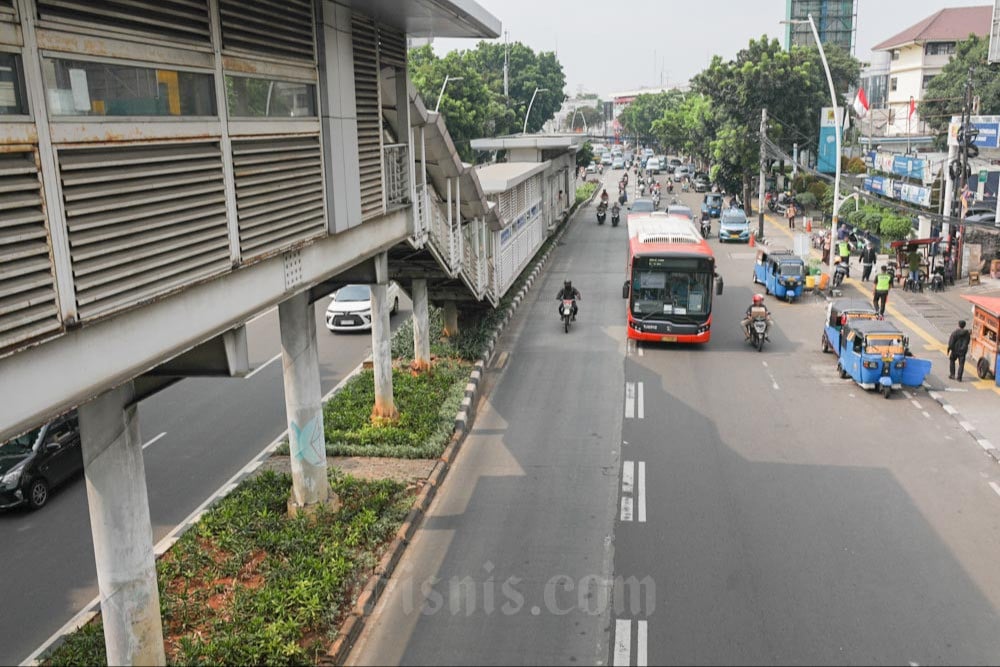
top-left (645, 157), bottom-right (661, 174)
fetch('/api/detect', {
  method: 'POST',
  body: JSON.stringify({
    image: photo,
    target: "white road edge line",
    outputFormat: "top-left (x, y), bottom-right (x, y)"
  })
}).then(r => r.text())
top-left (20, 358), bottom-right (369, 667)
top-left (990, 482), bottom-right (1000, 499)
top-left (614, 619), bottom-right (631, 666)
top-left (620, 496), bottom-right (633, 522)
top-left (141, 432), bottom-right (166, 450)
top-left (625, 382), bottom-right (636, 419)
top-left (637, 382), bottom-right (645, 420)
top-left (910, 399), bottom-right (922, 409)
top-left (245, 352), bottom-right (282, 379)
top-left (979, 439), bottom-right (995, 453)
top-left (922, 411), bottom-right (931, 419)
top-left (637, 619), bottom-right (648, 667)
top-left (638, 461), bottom-right (646, 523)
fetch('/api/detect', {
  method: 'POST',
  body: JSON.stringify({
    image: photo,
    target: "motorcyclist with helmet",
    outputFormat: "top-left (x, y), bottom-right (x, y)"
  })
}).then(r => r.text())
top-left (556, 280), bottom-right (581, 321)
top-left (741, 294), bottom-right (772, 341)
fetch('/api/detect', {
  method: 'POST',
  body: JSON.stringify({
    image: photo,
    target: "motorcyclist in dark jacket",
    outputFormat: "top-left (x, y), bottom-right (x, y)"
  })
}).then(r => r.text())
top-left (556, 280), bottom-right (581, 320)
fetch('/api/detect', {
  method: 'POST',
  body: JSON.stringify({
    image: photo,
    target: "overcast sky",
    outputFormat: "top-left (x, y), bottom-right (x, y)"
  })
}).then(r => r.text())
top-left (432, 0), bottom-right (986, 97)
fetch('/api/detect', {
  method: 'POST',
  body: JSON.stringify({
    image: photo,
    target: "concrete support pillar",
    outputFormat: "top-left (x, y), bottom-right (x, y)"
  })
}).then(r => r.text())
top-left (443, 301), bottom-right (460, 337)
top-left (371, 253), bottom-right (398, 421)
top-left (278, 292), bottom-right (330, 507)
top-left (78, 382), bottom-right (165, 667)
top-left (411, 278), bottom-right (432, 371)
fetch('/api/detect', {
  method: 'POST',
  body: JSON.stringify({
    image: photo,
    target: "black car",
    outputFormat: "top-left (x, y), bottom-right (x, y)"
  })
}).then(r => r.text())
top-left (0, 413), bottom-right (82, 510)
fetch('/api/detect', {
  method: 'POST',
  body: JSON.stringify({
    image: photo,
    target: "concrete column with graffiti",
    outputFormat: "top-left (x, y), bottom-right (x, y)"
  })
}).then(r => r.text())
top-left (278, 291), bottom-right (330, 507)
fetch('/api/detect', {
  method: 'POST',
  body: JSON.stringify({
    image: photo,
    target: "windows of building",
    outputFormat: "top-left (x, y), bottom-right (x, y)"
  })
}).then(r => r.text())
top-left (890, 77), bottom-right (898, 92)
top-left (225, 76), bottom-right (316, 118)
top-left (891, 50), bottom-right (900, 61)
top-left (924, 42), bottom-right (955, 56)
top-left (922, 74), bottom-right (935, 89)
top-left (42, 58), bottom-right (216, 117)
top-left (0, 52), bottom-right (27, 115)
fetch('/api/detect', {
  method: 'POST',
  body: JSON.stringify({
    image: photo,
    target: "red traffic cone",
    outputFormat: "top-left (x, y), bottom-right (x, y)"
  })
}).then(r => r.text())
top-left (749, 231), bottom-right (755, 247)
top-left (805, 218), bottom-right (812, 232)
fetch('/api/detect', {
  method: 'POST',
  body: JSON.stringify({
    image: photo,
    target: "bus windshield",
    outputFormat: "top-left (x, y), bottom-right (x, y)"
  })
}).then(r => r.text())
top-left (630, 257), bottom-right (713, 320)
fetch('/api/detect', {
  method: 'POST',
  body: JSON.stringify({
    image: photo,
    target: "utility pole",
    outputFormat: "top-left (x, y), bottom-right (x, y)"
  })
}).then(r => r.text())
top-left (953, 67), bottom-right (976, 275)
top-left (503, 30), bottom-right (509, 99)
top-left (758, 107), bottom-right (767, 241)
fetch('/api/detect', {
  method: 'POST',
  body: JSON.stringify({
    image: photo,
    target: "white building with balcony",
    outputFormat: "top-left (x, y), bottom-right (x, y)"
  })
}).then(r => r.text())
top-left (871, 5), bottom-right (991, 137)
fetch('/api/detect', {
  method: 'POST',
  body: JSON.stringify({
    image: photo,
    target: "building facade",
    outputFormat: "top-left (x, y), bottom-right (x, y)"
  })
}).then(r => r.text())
top-left (872, 5), bottom-right (992, 136)
top-left (785, 0), bottom-right (857, 54)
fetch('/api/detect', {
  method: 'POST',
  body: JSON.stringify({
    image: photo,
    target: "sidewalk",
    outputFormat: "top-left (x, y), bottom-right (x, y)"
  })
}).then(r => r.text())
top-left (757, 205), bottom-right (1000, 463)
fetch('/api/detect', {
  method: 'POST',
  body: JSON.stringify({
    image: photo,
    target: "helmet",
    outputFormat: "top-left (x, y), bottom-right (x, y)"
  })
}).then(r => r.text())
top-left (564, 280), bottom-right (572, 289)
top-left (752, 294), bottom-right (764, 305)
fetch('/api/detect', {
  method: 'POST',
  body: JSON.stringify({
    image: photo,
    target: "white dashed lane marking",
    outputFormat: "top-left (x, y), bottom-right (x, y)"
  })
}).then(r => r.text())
top-left (620, 460), bottom-right (646, 523)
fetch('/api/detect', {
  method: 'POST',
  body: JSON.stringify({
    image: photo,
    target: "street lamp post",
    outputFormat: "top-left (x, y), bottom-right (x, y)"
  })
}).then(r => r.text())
top-left (434, 75), bottom-right (463, 114)
top-left (783, 14), bottom-right (842, 289)
top-left (523, 87), bottom-right (549, 135)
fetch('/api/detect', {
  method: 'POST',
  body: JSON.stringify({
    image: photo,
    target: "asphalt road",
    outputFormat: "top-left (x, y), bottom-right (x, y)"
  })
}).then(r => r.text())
top-left (0, 296), bottom-right (411, 665)
top-left (351, 167), bottom-right (1000, 665)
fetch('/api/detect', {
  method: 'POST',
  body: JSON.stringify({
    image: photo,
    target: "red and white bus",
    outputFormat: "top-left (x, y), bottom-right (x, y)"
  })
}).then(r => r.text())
top-left (623, 213), bottom-right (724, 343)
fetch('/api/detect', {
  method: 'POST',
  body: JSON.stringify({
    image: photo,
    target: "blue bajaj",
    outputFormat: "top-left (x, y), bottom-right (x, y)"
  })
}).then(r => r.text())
top-left (752, 248), bottom-right (805, 302)
top-left (835, 320), bottom-right (932, 399)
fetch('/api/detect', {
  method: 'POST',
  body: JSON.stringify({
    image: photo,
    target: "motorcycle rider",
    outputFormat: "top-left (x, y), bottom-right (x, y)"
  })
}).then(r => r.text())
top-left (611, 201), bottom-right (621, 223)
top-left (600, 188), bottom-right (609, 205)
top-left (556, 279), bottom-right (581, 321)
top-left (700, 210), bottom-right (711, 237)
top-left (741, 294), bottom-right (772, 341)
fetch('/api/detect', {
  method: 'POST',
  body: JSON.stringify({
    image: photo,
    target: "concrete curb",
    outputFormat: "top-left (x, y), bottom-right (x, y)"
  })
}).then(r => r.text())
top-left (925, 387), bottom-right (1000, 463)
top-left (331, 181), bottom-right (584, 666)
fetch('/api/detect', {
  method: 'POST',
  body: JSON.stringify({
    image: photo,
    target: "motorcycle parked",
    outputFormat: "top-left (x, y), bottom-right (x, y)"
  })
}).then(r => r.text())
top-left (559, 299), bottom-right (575, 333)
top-left (596, 202), bottom-right (607, 225)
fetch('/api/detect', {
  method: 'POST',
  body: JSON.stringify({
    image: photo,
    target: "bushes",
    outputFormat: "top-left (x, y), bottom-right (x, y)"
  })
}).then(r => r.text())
top-left (807, 182), bottom-right (828, 203)
top-left (795, 192), bottom-right (817, 209)
top-left (879, 214), bottom-right (913, 241)
top-left (45, 471), bottom-right (413, 666)
top-left (323, 360), bottom-right (468, 458)
top-left (575, 182), bottom-right (597, 205)
top-left (846, 156), bottom-right (867, 174)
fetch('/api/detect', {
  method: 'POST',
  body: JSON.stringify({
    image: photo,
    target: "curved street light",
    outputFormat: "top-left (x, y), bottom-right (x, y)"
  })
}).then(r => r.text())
top-left (782, 14), bottom-right (842, 288)
top-left (523, 87), bottom-right (549, 135)
top-left (435, 75), bottom-right (464, 114)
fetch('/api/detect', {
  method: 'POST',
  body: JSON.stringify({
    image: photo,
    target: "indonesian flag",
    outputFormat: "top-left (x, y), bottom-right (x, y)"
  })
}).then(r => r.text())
top-left (908, 97), bottom-right (917, 119)
top-left (852, 87), bottom-right (869, 119)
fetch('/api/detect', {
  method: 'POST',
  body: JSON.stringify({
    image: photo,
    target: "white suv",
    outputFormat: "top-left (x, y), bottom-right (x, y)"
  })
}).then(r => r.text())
top-left (325, 282), bottom-right (402, 332)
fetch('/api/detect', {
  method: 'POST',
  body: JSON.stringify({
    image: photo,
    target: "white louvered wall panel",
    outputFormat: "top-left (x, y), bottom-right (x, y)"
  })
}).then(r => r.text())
top-left (36, 0), bottom-right (211, 44)
top-left (59, 142), bottom-right (230, 321)
top-left (219, 0), bottom-right (315, 62)
top-left (0, 150), bottom-right (60, 351)
top-left (232, 136), bottom-right (326, 260)
top-left (352, 14), bottom-right (383, 220)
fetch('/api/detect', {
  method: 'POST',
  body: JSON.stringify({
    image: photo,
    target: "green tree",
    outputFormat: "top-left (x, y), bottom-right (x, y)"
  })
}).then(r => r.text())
top-left (464, 41), bottom-right (567, 134)
top-left (618, 90), bottom-right (683, 143)
top-left (576, 141), bottom-right (594, 168)
top-left (566, 105), bottom-right (604, 131)
top-left (880, 213), bottom-right (913, 241)
top-left (921, 35), bottom-right (1000, 139)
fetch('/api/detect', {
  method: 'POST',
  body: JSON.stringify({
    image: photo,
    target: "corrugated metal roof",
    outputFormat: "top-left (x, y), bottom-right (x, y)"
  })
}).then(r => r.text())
top-left (872, 5), bottom-right (992, 51)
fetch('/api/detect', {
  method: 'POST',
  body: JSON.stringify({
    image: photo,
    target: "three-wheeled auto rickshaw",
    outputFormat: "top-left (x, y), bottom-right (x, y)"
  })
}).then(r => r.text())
top-left (752, 246), bottom-right (806, 302)
top-left (962, 294), bottom-right (1000, 381)
top-left (835, 319), bottom-right (932, 398)
top-left (821, 298), bottom-right (881, 353)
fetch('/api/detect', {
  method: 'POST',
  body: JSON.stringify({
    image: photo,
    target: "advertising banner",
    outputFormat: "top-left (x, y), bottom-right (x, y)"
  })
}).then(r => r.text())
top-left (817, 107), bottom-right (846, 174)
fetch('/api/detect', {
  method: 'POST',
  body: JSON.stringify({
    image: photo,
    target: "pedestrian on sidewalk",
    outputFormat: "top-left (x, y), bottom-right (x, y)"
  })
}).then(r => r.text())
top-left (860, 242), bottom-right (877, 282)
top-left (873, 265), bottom-right (892, 316)
top-left (947, 319), bottom-right (971, 381)
top-left (785, 202), bottom-right (796, 230)
top-left (822, 235), bottom-right (832, 265)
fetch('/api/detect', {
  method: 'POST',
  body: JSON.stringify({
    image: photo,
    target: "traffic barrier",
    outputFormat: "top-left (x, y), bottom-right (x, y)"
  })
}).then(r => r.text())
top-left (749, 231), bottom-right (755, 248)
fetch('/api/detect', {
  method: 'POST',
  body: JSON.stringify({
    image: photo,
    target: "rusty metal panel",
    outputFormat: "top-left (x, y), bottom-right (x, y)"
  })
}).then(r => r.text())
top-left (58, 141), bottom-right (230, 321)
top-left (0, 149), bottom-right (62, 352)
top-left (36, 0), bottom-right (211, 45)
top-left (352, 13), bottom-right (382, 221)
top-left (219, 0), bottom-right (315, 63)
top-left (232, 135), bottom-right (325, 261)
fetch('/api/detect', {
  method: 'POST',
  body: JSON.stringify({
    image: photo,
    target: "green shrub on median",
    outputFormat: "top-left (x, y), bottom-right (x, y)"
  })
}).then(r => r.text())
top-left (44, 471), bottom-right (411, 667)
top-left (323, 360), bottom-right (468, 459)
